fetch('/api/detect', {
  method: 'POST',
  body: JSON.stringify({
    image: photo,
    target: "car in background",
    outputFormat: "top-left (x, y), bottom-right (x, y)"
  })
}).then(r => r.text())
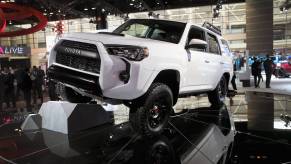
top-left (279, 58), bottom-right (291, 75)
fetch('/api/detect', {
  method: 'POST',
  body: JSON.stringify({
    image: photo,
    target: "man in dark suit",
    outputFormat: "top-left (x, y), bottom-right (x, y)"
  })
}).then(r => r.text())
top-left (263, 55), bottom-right (274, 88)
top-left (21, 68), bottom-right (32, 112)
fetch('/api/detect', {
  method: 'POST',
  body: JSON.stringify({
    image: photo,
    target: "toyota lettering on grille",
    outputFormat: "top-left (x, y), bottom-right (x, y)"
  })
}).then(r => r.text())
top-left (64, 47), bottom-right (81, 55)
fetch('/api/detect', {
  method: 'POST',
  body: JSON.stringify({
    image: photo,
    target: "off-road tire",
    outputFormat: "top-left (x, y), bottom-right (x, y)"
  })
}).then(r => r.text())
top-left (208, 76), bottom-right (227, 107)
top-left (129, 83), bottom-right (173, 137)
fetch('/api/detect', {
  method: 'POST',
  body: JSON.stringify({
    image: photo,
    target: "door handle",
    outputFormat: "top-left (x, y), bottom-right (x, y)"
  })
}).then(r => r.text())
top-left (205, 60), bottom-right (210, 63)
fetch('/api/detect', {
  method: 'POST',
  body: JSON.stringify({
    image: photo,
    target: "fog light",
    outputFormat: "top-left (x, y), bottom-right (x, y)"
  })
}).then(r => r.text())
top-left (119, 71), bottom-right (129, 83)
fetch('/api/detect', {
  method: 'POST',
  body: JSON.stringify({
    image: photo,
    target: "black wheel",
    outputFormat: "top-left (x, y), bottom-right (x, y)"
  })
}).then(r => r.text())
top-left (129, 83), bottom-right (173, 137)
top-left (61, 87), bottom-right (92, 104)
top-left (208, 76), bottom-right (227, 107)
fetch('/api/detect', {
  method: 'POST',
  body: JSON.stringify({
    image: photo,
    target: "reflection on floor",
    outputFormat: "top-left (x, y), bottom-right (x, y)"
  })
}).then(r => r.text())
top-left (0, 105), bottom-right (234, 164)
top-left (0, 92), bottom-right (291, 164)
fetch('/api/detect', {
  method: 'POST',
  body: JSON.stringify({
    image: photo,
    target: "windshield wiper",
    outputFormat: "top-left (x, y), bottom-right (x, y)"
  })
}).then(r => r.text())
top-left (98, 32), bottom-right (124, 37)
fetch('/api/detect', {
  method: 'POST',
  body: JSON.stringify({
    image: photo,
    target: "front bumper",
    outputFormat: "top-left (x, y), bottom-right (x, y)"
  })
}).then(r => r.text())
top-left (48, 65), bottom-right (102, 96)
top-left (48, 38), bottom-right (155, 100)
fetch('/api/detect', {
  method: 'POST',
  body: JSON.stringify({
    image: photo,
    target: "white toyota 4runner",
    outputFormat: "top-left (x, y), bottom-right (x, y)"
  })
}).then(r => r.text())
top-left (48, 19), bottom-right (233, 136)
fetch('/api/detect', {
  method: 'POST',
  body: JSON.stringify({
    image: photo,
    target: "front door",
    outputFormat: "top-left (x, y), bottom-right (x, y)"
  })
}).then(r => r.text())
top-left (184, 26), bottom-right (209, 89)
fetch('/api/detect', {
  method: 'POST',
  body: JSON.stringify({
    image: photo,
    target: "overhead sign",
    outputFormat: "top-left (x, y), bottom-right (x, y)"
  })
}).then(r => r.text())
top-left (0, 46), bottom-right (30, 56)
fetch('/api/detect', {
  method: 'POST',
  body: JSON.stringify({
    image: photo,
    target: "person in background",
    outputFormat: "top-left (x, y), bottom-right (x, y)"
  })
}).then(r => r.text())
top-left (231, 62), bottom-right (237, 91)
top-left (21, 68), bottom-right (32, 112)
top-left (36, 66), bottom-right (45, 104)
top-left (14, 66), bottom-right (25, 101)
top-left (263, 54), bottom-right (274, 88)
top-left (0, 69), bottom-right (4, 111)
top-left (256, 58), bottom-right (262, 88)
top-left (31, 66), bottom-right (38, 105)
top-left (251, 57), bottom-right (260, 88)
top-left (3, 67), bottom-right (16, 109)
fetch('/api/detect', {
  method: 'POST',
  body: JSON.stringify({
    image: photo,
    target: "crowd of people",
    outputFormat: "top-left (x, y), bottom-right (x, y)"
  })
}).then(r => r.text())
top-left (0, 66), bottom-right (45, 112)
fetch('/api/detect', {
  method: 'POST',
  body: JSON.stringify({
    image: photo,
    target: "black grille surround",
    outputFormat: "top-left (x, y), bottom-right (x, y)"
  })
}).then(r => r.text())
top-left (55, 40), bottom-right (101, 74)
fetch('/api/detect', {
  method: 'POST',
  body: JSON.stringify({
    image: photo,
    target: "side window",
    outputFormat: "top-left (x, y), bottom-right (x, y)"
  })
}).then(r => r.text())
top-left (221, 39), bottom-right (231, 55)
top-left (207, 33), bottom-right (221, 55)
top-left (187, 27), bottom-right (206, 51)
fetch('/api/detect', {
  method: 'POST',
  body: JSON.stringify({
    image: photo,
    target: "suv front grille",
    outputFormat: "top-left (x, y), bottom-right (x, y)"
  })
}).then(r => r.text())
top-left (55, 40), bottom-right (101, 74)
top-left (61, 40), bottom-right (97, 52)
top-left (56, 52), bottom-right (100, 74)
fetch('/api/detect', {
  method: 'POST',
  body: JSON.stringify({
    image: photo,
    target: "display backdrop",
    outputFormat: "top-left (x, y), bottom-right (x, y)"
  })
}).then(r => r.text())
top-left (0, 3), bottom-right (47, 37)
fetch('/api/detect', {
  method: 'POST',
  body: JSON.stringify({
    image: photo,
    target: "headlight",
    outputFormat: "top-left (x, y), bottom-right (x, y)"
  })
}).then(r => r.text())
top-left (106, 45), bottom-right (149, 61)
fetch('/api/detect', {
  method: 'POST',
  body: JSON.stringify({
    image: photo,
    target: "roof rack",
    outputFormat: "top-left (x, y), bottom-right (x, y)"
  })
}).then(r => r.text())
top-left (202, 22), bottom-right (221, 36)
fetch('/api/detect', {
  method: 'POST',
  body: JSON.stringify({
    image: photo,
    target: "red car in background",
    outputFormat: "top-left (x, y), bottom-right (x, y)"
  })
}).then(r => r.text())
top-left (280, 59), bottom-right (291, 75)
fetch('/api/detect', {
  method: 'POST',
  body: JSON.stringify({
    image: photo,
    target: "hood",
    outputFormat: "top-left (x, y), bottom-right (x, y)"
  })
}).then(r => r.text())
top-left (63, 32), bottom-right (177, 47)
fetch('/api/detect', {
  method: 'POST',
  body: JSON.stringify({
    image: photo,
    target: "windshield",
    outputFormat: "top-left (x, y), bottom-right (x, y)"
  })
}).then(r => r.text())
top-left (113, 19), bottom-right (186, 44)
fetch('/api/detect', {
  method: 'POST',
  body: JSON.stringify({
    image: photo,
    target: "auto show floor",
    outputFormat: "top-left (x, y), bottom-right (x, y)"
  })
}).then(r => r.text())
top-left (0, 105), bottom-right (234, 164)
top-left (0, 93), bottom-right (291, 164)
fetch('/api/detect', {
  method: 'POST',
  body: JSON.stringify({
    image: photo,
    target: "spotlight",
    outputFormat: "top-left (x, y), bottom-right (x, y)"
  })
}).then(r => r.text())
top-left (91, 7), bottom-right (96, 10)
top-left (280, 0), bottom-right (291, 13)
top-left (84, 8), bottom-right (88, 11)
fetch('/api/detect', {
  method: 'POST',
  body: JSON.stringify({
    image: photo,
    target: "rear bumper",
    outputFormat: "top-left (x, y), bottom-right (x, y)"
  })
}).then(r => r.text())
top-left (48, 65), bottom-right (102, 96)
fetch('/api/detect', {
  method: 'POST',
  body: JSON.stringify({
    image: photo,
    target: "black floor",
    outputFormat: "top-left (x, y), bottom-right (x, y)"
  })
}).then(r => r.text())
top-left (0, 105), bottom-right (291, 164)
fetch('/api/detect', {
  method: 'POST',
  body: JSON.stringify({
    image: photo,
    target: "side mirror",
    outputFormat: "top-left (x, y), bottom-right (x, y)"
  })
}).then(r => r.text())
top-left (185, 39), bottom-right (207, 50)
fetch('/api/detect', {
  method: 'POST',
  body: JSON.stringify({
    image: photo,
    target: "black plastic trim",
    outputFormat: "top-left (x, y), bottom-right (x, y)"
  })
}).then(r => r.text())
top-left (48, 65), bottom-right (102, 96)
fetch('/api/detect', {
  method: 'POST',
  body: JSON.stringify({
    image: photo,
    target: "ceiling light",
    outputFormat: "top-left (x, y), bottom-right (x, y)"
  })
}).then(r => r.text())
top-left (1, 1), bottom-right (6, 3)
top-left (43, 13), bottom-right (47, 15)
top-left (49, 12), bottom-right (53, 15)
top-left (130, 3), bottom-right (133, 5)
top-left (9, 21), bottom-right (12, 25)
top-left (102, 8), bottom-right (105, 12)
top-left (91, 7), bottom-right (96, 10)
top-left (84, 8), bottom-right (88, 11)
top-left (58, 9), bottom-right (61, 13)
